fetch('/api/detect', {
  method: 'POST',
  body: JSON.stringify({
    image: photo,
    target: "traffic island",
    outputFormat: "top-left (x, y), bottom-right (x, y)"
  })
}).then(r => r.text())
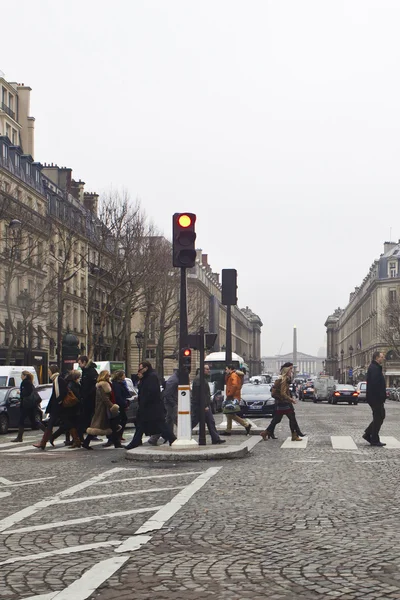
top-left (125, 435), bottom-right (261, 462)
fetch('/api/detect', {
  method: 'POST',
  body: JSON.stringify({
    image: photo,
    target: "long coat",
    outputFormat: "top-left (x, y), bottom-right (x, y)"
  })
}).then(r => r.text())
top-left (366, 360), bottom-right (386, 405)
top-left (87, 381), bottom-right (118, 436)
top-left (137, 368), bottom-right (166, 435)
top-left (46, 375), bottom-right (68, 417)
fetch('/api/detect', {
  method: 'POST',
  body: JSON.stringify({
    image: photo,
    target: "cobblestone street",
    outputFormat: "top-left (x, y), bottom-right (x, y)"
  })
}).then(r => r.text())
top-left (1, 401), bottom-right (400, 600)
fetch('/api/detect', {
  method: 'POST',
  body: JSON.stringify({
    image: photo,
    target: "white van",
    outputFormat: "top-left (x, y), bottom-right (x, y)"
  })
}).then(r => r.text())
top-left (0, 366), bottom-right (39, 388)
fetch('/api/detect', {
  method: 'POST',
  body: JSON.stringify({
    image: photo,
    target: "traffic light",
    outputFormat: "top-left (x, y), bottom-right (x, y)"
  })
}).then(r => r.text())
top-left (173, 213), bottom-right (197, 267)
top-left (222, 269), bottom-right (237, 305)
top-left (181, 347), bottom-right (192, 372)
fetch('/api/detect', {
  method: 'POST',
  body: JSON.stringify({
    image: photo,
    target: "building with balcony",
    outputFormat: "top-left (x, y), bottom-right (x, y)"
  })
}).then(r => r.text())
top-left (0, 75), bottom-right (34, 157)
top-left (325, 241), bottom-right (400, 386)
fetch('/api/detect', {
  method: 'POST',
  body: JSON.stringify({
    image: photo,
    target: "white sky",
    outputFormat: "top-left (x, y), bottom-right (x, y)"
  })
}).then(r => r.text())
top-left (2, 0), bottom-right (400, 356)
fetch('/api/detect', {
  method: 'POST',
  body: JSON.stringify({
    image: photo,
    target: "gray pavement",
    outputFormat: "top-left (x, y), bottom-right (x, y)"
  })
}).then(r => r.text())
top-left (1, 401), bottom-right (400, 599)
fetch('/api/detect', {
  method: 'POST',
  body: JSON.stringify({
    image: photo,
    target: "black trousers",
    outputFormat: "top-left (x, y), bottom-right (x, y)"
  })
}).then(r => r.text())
top-left (365, 402), bottom-right (386, 443)
top-left (267, 409), bottom-right (298, 434)
top-left (191, 409), bottom-right (220, 443)
top-left (19, 404), bottom-right (46, 431)
top-left (126, 422), bottom-right (176, 449)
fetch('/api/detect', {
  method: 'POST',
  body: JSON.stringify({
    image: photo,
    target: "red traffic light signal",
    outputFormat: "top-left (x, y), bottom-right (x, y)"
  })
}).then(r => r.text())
top-left (181, 347), bottom-right (192, 372)
top-left (173, 213), bottom-right (197, 268)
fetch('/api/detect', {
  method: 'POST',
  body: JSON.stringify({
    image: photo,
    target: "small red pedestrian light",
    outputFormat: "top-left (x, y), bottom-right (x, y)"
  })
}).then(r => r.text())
top-left (178, 214), bottom-right (192, 228)
top-left (183, 349), bottom-right (191, 357)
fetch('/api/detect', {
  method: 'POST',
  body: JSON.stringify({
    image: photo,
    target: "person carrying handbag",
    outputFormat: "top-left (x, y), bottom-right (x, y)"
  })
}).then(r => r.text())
top-left (11, 371), bottom-right (46, 442)
top-left (33, 365), bottom-right (69, 450)
top-left (220, 365), bottom-right (251, 436)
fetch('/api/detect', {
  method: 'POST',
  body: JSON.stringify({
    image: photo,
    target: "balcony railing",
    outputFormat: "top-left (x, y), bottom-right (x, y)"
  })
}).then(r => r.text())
top-left (1, 102), bottom-right (16, 120)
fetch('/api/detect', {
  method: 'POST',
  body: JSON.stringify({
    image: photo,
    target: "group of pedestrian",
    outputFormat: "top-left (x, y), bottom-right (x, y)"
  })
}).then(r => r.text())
top-left (259, 352), bottom-right (388, 446)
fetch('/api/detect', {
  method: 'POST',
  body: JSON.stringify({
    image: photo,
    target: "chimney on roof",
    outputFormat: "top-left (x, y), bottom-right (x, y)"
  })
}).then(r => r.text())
top-left (202, 254), bottom-right (208, 267)
top-left (83, 192), bottom-right (99, 216)
top-left (384, 241), bottom-right (397, 254)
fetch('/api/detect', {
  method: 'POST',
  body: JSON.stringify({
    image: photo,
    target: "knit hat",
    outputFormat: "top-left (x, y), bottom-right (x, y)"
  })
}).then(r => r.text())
top-left (280, 362), bottom-right (293, 372)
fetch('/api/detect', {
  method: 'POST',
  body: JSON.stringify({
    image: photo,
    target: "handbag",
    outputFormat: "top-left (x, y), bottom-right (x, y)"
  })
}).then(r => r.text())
top-left (62, 390), bottom-right (79, 408)
top-left (222, 397), bottom-right (241, 414)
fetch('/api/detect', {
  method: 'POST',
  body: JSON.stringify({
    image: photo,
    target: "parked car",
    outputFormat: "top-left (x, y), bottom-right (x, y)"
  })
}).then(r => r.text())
top-left (239, 383), bottom-right (275, 417)
top-left (355, 382), bottom-right (367, 402)
top-left (35, 384), bottom-right (53, 416)
top-left (300, 382), bottom-right (316, 402)
top-left (328, 384), bottom-right (359, 405)
top-left (0, 387), bottom-right (43, 434)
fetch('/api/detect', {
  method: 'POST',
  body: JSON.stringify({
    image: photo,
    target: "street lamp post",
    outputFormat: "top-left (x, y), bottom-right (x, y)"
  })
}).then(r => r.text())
top-left (349, 345), bottom-right (353, 383)
top-left (17, 289), bottom-right (32, 365)
top-left (135, 331), bottom-right (144, 365)
top-left (340, 349), bottom-right (344, 383)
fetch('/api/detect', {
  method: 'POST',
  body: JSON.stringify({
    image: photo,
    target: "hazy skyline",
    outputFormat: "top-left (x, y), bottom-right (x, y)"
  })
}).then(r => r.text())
top-left (2, 0), bottom-right (400, 356)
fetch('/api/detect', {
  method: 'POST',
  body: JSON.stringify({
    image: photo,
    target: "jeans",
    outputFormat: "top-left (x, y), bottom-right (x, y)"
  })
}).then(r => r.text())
top-left (267, 409), bottom-right (298, 434)
top-left (365, 402), bottom-right (386, 443)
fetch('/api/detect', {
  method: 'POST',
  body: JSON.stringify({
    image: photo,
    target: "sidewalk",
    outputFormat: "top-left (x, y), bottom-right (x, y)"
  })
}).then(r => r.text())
top-left (125, 435), bottom-right (261, 462)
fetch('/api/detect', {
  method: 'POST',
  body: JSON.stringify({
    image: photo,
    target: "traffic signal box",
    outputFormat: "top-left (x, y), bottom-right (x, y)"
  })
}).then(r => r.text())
top-left (173, 213), bottom-right (197, 267)
top-left (222, 269), bottom-right (237, 305)
top-left (181, 347), bottom-right (192, 372)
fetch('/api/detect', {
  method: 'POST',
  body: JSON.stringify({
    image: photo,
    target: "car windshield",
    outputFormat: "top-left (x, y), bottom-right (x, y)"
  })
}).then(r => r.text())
top-left (241, 384), bottom-right (271, 398)
top-left (0, 377), bottom-right (7, 387)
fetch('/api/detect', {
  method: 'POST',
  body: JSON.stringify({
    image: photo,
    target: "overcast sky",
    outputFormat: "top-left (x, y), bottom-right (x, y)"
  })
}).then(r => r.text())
top-left (2, 0), bottom-right (400, 357)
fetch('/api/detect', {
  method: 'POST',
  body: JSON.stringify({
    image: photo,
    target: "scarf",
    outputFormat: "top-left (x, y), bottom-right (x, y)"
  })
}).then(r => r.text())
top-left (51, 373), bottom-right (60, 398)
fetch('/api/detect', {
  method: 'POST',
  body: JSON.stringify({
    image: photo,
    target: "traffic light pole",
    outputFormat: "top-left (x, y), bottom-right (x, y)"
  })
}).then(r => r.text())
top-left (173, 267), bottom-right (197, 447)
top-left (225, 304), bottom-right (232, 368)
top-left (198, 326), bottom-right (206, 446)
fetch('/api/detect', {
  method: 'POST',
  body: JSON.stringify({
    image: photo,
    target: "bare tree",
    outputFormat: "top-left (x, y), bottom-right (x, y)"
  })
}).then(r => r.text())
top-left (379, 295), bottom-right (400, 357)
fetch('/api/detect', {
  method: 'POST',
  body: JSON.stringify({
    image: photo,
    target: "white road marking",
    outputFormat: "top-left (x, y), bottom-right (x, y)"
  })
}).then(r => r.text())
top-left (0, 438), bottom-right (37, 450)
top-left (0, 467), bottom-right (125, 533)
top-left (219, 418), bottom-right (259, 429)
top-left (0, 491), bottom-right (11, 498)
top-left (380, 436), bottom-right (400, 449)
top-left (92, 471), bottom-right (204, 486)
top-left (55, 486), bottom-right (185, 504)
top-left (243, 436), bottom-right (263, 451)
top-left (331, 436), bottom-right (358, 450)
top-left (281, 436), bottom-right (308, 449)
top-left (0, 477), bottom-right (13, 484)
top-left (2, 506), bottom-right (163, 535)
top-left (294, 460), bottom-right (324, 463)
top-left (4, 468), bottom-right (221, 599)
top-left (0, 476), bottom-right (57, 488)
top-left (0, 540), bottom-right (122, 565)
top-left (355, 460), bottom-right (387, 463)
top-left (135, 466), bottom-right (222, 534)
top-left (0, 441), bottom-right (103, 453)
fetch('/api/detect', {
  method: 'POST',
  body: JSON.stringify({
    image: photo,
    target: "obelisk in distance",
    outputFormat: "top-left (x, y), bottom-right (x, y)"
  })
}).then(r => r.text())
top-left (293, 326), bottom-right (298, 377)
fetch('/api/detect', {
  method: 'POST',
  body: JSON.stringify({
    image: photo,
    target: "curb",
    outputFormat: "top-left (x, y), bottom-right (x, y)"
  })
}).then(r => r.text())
top-left (125, 436), bottom-right (262, 462)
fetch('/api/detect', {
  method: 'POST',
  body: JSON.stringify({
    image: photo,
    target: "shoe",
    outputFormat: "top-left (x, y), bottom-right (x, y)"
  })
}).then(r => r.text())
top-left (147, 439), bottom-right (158, 446)
top-left (81, 443), bottom-right (93, 450)
top-left (220, 431), bottom-right (231, 436)
top-left (362, 433), bottom-right (371, 444)
top-left (113, 443), bottom-right (123, 448)
top-left (291, 433), bottom-right (302, 441)
top-left (11, 428), bottom-right (24, 443)
top-left (297, 432), bottom-right (306, 437)
top-left (245, 424), bottom-right (252, 435)
top-left (70, 440), bottom-right (81, 448)
top-left (212, 439), bottom-right (226, 444)
top-left (92, 437), bottom-right (102, 442)
top-left (370, 441), bottom-right (386, 447)
top-left (260, 430), bottom-right (273, 440)
top-left (64, 440), bottom-right (73, 446)
top-left (123, 444), bottom-right (139, 450)
top-left (102, 441), bottom-right (113, 447)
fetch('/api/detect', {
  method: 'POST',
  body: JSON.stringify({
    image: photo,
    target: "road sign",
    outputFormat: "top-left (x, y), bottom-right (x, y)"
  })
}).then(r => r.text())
top-left (348, 368), bottom-right (353, 377)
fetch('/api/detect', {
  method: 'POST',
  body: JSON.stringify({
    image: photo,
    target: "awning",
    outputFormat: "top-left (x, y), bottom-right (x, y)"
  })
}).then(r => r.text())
top-left (385, 370), bottom-right (400, 376)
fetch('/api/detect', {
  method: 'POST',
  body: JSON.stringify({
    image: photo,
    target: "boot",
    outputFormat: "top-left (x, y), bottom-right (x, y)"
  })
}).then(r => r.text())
top-left (69, 428), bottom-right (81, 448)
top-left (291, 432), bottom-right (302, 441)
top-left (33, 429), bottom-right (52, 450)
top-left (11, 428), bottom-right (24, 443)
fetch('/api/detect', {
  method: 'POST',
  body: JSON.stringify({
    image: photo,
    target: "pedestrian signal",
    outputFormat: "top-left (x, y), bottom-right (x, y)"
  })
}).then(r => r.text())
top-left (173, 213), bottom-right (197, 268)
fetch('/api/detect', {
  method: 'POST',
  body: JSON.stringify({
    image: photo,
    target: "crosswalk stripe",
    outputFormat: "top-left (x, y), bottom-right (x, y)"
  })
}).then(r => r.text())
top-left (280, 436), bottom-right (308, 449)
top-left (331, 436), bottom-right (358, 450)
top-left (380, 436), bottom-right (400, 449)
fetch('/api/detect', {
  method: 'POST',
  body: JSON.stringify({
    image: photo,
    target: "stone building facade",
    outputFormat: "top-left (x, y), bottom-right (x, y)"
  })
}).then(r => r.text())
top-left (325, 242), bottom-right (400, 386)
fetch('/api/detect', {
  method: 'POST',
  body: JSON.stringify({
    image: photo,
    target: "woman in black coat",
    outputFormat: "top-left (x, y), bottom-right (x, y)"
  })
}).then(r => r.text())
top-left (11, 371), bottom-right (45, 442)
top-left (50, 370), bottom-right (82, 448)
top-left (33, 365), bottom-right (69, 450)
top-left (124, 362), bottom-right (176, 449)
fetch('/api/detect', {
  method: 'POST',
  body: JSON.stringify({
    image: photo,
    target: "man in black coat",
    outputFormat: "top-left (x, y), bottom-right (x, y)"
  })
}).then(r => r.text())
top-left (191, 365), bottom-right (226, 444)
top-left (363, 351), bottom-right (387, 446)
top-left (124, 361), bottom-right (176, 449)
